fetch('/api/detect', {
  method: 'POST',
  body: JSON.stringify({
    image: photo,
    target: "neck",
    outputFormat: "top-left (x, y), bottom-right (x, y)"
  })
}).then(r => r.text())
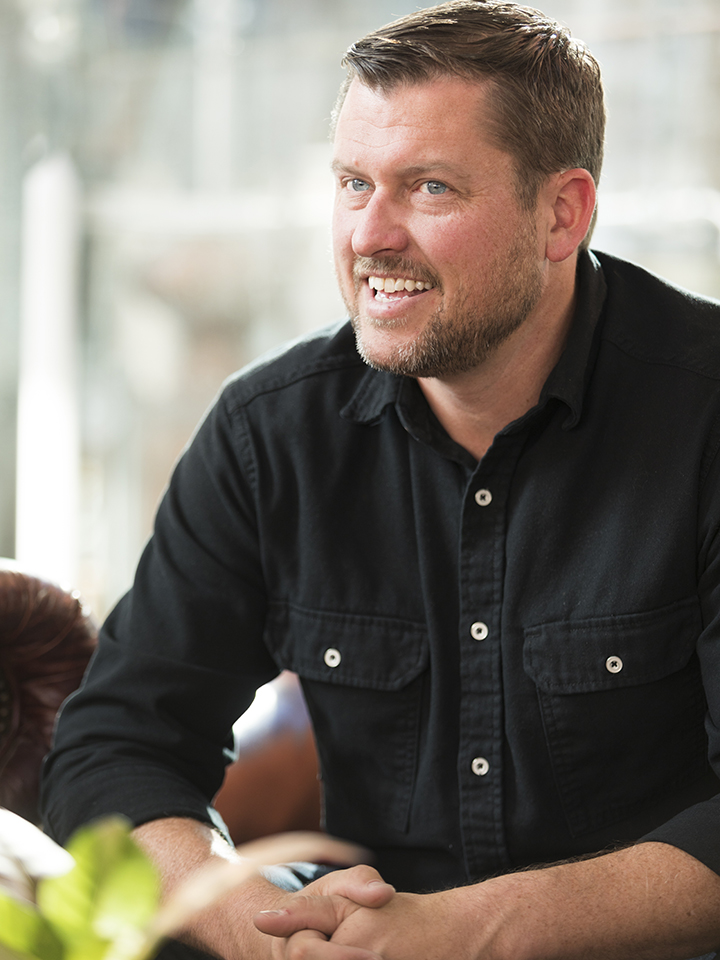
top-left (417, 258), bottom-right (578, 461)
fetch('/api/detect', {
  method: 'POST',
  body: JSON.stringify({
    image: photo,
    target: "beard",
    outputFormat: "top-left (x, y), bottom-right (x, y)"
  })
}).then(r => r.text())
top-left (342, 225), bottom-right (545, 379)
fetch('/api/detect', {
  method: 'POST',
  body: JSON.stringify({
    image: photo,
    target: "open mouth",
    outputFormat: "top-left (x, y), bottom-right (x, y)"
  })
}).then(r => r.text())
top-left (368, 275), bottom-right (435, 300)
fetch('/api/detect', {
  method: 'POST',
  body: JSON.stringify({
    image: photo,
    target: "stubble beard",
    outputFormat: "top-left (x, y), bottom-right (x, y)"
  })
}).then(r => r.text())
top-left (343, 229), bottom-right (546, 379)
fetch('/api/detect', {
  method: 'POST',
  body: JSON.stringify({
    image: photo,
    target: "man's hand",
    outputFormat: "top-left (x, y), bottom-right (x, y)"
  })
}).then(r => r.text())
top-left (254, 869), bottom-right (486, 960)
top-left (255, 865), bottom-right (406, 960)
top-left (254, 842), bottom-right (720, 960)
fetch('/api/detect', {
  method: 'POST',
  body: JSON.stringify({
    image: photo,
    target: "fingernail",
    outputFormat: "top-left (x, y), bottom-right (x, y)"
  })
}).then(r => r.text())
top-left (258, 908), bottom-right (288, 916)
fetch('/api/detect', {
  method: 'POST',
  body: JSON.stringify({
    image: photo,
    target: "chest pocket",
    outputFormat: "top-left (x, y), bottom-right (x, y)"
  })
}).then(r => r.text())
top-left (523, 596), bottom-right (708, 838)
top-left (264, 601), bottom-right (429, 840)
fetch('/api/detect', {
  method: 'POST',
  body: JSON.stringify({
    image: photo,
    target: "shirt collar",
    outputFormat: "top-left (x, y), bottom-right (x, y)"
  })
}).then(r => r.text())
top-left (340, 361), bottom-right (402, 425)
top-left (341, 249), bottom-right (607, 433)
top-left (536, 249), bottom-right (607, 430)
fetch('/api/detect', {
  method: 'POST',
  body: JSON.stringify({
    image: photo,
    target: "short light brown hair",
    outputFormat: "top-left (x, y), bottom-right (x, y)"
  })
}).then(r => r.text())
top-left (335, 0), bottom-right (605, 247)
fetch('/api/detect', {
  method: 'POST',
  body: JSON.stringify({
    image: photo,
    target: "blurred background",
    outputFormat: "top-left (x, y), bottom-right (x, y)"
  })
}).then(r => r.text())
top-left (0, 0), bottom-right (719, 621)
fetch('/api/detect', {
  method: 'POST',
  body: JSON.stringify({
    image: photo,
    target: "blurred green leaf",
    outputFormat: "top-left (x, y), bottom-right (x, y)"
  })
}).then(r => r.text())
top-left (0, 891), bottom-right (63, 960)
top-left (61, 934), bottom-right (114, 960)
top-left (37, 819), bottom-right (159, 959)
top-left (91, 837), bottom-right (159, 940)
top-left (0, 945), bottom-right (26, 960)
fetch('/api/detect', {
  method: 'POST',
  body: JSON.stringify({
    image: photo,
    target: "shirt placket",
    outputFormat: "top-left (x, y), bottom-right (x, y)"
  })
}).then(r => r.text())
top-left (457, 430), bottom-right (526, 878)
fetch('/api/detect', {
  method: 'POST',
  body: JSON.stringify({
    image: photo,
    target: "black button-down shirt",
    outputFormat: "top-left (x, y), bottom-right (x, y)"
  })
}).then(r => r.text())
top-left (43, 250), bottom-right (720, 889)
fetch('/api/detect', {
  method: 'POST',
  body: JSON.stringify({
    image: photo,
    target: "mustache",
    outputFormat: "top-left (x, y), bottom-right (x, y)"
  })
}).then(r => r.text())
top-left (352, 256), bottom-right (442, 289)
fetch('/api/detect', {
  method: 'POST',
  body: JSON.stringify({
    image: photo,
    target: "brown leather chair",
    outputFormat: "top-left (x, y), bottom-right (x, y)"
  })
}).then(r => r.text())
top-left (0, 563), bottom-right (98, 824)
top-left (213, 671), bottom-right (322, 844)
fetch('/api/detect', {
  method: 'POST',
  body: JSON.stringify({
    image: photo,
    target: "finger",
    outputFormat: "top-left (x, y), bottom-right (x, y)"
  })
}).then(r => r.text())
top-left (307, 865), bottom-right (395, 908)
top-left (255, 867), bottom-right (395, 939)
top-left (276, 928), bottom-right (383, 960)
top-left (255, 895), bottom-right (347, 938)
top-left (270, 927), bottom-right (326, 960)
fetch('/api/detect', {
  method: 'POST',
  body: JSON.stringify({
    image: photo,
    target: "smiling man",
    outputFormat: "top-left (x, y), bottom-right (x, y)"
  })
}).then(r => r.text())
top-left (43, 3), bottom-right (720, 960)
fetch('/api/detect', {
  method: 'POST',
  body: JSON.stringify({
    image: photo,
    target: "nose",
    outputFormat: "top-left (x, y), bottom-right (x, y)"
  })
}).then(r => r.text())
top-left (350, 192), bottom-right (409, 259)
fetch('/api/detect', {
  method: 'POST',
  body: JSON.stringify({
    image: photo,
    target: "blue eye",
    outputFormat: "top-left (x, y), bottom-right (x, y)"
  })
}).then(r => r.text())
top-left (425, 181), bottom-right (447, 195)
top-left (347, 178), bottom-right (371, 192)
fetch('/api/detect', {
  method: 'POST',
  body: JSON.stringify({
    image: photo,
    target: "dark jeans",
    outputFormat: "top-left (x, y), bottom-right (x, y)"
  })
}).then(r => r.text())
top-left (154, 942), bottom-right (718, 960)
top-left (155, 944), bottom-right (719, 960)
top-left (155, 943), bottom-right (216, 960)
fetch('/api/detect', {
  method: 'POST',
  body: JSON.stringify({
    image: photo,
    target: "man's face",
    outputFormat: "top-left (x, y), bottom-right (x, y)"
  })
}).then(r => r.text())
top-left (331, 76), bottom-right (548, 378)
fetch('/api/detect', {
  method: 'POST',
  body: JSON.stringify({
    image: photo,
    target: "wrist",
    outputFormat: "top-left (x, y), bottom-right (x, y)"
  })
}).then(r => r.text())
top-left (133, 818), bottom-right (283, 960)
top-left (182, 874), bottom-right (284, 960)
top-left (436, 873), bottom-right (549, 960)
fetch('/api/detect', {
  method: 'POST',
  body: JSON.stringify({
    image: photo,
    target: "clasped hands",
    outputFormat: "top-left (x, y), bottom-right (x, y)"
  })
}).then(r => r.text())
top-left (253, 865), bottom-right (480, 960)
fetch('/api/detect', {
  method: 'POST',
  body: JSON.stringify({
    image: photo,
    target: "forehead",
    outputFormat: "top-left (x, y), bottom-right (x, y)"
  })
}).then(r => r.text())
top-left (332, 76), bottom-right (512, 176)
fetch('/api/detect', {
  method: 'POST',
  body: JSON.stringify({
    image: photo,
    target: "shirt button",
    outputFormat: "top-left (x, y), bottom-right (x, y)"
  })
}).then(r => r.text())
top-left (470, 621), bottom-right (489, 641)
top-left (474, 489), bottom-right (492, 507)
top-left (605, 655), bottom-right (623, 674)
top-left (471, 757), bottom-right (490, 776)
top-left (324, 648), bottom-right (342, 668)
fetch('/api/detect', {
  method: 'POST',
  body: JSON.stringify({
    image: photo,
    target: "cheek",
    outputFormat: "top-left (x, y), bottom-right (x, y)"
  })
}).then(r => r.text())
top-left (418, 212), bottom-right (491, 258)
top-left (331, 212), bottom-right (355, 271)
top-left (435, 216), bottom-right (520, 274)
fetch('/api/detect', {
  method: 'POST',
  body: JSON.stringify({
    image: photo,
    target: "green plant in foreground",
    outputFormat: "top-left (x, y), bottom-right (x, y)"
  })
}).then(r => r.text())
top-left (0, 817), bottom-right (160, 960)
top-left (0, 811), bottom-right (364, 960)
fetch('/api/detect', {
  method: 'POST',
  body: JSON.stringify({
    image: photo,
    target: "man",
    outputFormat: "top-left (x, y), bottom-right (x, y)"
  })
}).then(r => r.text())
top-left (42, 2), bottom-right (720, 958)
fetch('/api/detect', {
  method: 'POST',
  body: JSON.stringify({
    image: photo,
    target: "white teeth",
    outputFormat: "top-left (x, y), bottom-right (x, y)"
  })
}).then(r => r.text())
top-left (368, 276), bottom-right (434, 293)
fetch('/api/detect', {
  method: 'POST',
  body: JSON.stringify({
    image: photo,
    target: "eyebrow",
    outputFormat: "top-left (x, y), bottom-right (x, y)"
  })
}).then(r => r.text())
top-left (330, 159), bottom-right (473, 186)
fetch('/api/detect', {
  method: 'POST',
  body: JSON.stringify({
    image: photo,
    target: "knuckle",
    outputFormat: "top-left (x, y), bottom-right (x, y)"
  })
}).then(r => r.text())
top-left (289, 933), bottom-right (321, 960)
top-left (345, 864), bottom-right (382, 883)
top-left (358, 866), bottom-right (386, 887)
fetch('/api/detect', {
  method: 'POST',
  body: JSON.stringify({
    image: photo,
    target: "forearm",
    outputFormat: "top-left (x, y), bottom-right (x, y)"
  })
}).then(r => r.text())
top-left (262, 841), bottom-right (720, 960)
top-left (133, 817), bottom-right (283, 960)
top-left (483, 841), bottom-right (720, 960)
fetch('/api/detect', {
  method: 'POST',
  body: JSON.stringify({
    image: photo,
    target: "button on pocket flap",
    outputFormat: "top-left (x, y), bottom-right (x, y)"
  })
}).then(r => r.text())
top-left (523, 596), bottom-right (702, 694)
top-left (265, 602), bottom-right (429, 690)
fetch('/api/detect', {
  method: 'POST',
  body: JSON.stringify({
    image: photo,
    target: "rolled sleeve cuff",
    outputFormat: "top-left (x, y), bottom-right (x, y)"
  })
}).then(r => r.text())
top-left (641, 795), bottom-right (720, 876)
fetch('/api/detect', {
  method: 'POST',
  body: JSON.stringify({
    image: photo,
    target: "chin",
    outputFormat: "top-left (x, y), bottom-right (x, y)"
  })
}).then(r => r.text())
top-left (353, 318), bottom-right (413, 360)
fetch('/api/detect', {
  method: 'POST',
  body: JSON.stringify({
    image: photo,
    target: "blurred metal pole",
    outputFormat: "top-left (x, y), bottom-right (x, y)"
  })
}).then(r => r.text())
top-left (0, 4), bottom-right (24, 560)
top-left (16, 152), bottom-right (81, 587)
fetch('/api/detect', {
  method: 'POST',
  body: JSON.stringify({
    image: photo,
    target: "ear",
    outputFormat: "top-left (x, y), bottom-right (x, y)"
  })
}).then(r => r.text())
top-left (542, 169), bottom-right (597, 263)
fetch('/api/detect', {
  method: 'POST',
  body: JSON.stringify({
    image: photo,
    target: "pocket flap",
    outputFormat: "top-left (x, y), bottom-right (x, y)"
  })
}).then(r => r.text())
top-left (265, 602), bottom-right (428, 690)
top-left (523, 596), bottom-right (702, 694)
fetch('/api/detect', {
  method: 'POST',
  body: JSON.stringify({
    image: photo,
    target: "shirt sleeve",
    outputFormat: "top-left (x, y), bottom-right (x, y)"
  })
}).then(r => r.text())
top-left (41, 389), bottom-right (279, 845)
top-left (640, 413), bottom-right (720, 874)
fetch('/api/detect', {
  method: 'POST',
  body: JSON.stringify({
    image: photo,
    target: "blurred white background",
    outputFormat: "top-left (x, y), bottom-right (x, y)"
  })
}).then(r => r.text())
top-left (1, 0), bottom-right (718, 620)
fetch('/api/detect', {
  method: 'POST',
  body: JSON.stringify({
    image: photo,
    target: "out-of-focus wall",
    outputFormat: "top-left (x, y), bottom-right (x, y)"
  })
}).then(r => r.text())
top-left (570, 0), bottom-right (720, 294)
top-left (2, 0), bottom-right (719, 619)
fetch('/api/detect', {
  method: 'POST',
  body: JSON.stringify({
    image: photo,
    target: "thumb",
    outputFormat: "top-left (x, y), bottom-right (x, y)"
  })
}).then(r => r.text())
top-left (254, 893), bottom-right (354, 938)
top-left (307, 865), bottom-right (395, 908)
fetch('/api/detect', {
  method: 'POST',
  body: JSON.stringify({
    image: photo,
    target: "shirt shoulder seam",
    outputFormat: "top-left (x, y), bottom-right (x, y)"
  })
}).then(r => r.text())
top-left (222, 353), bottom-right (365, 416)
top-left (600, 331), bottom-right (720, 383)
